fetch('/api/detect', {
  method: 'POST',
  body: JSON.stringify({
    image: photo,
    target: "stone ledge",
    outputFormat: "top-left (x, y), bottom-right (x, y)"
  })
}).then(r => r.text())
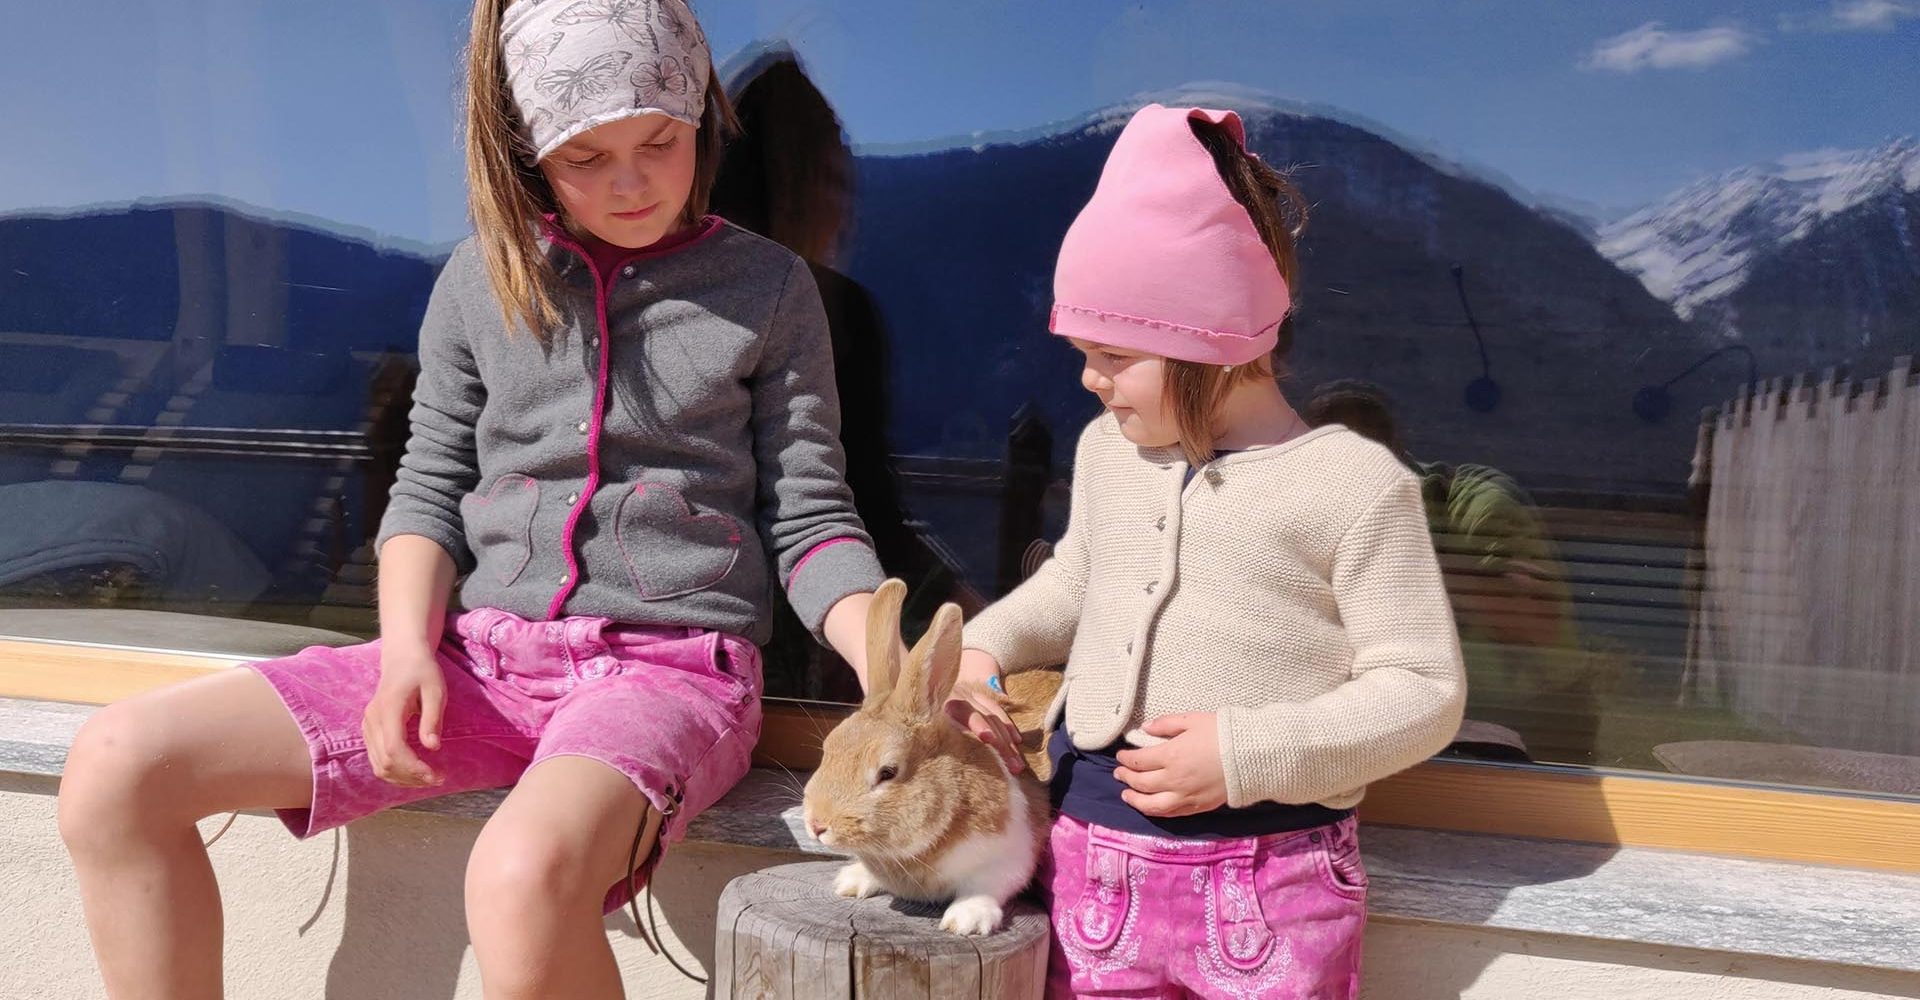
top-left (7, 696), bottom-right (1918, 974)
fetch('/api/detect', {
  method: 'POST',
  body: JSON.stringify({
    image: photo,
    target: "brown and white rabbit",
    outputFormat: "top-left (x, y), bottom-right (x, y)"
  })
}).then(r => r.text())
top-left (801, 579), bottom-right (1054, 935)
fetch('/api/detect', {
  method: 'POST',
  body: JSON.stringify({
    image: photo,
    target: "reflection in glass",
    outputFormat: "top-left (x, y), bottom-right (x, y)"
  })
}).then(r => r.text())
top-left (710, 48), bottom-right (982, 701)
top-left (0, 204), bottom-right (430, 631)
top-left (4, 7), bottom-right (1915, 799)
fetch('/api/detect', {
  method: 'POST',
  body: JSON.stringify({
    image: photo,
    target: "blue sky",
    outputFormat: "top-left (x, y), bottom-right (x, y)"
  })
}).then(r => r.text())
top-left (3, 0), bottom-right (1914, 244)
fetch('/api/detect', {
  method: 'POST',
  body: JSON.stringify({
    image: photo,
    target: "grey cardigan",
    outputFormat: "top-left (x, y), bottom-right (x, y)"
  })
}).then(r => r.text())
top-left (376, 217), bottom-right (883, 644)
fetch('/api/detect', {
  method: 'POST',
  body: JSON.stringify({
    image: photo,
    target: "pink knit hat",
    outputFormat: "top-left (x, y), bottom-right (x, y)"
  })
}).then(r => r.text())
top-left (1050, 104), bottom-right (1291, 366)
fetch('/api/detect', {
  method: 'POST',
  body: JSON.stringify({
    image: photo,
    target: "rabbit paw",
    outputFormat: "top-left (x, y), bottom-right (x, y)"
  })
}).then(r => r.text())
top-left (834, 862), bottom-right (882, 899)
top-left (939, 895), bottom-right (1003, 936)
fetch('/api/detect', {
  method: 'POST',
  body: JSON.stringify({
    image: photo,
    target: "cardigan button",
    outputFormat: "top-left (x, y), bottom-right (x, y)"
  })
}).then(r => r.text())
top-left (576, 420), bottom-right (590, 434)
top-left (622, 264), bottom-right (636, 278)
top-left (566, 492), bottom-right (580, 505)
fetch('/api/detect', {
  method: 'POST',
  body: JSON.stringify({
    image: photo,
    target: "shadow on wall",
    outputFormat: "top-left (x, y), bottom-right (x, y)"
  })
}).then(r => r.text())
top-left (318, 808), bottom-right (807, 998)
top-left (322, 817), bottom-right (474, 999)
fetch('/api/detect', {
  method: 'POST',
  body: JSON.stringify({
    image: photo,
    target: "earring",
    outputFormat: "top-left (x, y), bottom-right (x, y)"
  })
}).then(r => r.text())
top-left (1222, 365), bottom-right (1235, 375)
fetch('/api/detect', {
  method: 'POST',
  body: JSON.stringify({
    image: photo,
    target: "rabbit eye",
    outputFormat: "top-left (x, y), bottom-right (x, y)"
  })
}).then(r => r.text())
top-left (875, 765), bottom-right (899, 785)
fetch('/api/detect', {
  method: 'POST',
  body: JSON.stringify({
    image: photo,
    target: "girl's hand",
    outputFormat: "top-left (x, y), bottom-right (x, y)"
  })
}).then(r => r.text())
top-left (368, 534), bottom-right (457, 787)
top-left (943, 649), bottom-right (1024, 773)
top-left (1113, 712), bottom-right (1228, 817)
top-left (362, 645), bottom-right (446, 787)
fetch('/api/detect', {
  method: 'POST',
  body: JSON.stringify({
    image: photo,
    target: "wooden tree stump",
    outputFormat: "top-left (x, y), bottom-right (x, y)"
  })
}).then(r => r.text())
top-left (711, 860), bottom-right (1051, 999)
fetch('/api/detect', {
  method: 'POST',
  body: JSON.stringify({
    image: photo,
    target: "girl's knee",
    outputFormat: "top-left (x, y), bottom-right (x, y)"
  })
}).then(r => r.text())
top-left (465, 822), bottom-right (618, 919)
top-left (58, 702), bottom-right (175, 850)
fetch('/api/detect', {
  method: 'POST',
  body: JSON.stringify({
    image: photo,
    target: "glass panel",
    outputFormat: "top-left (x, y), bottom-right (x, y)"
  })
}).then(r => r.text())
top-left (5, 2), bottom-right (1914, 798)
top-left (0, 3), bottom-right (466, 633)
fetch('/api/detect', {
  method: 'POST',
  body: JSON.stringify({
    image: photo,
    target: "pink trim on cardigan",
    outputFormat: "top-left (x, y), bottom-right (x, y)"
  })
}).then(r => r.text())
top-left (786, 537), bottom-right (861, 592)
top-left (533, 214), bottom-right (732, 617)
top-left (545, 235), bottom-right (613, 619)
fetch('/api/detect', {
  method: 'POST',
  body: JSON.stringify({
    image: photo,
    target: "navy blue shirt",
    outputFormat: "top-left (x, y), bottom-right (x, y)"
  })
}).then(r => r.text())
top-left (1048, 728), bottom-right (1351, 839)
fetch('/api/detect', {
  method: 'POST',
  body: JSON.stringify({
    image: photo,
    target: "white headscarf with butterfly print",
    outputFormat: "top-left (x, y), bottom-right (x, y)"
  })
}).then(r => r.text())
top-left (501, 0), bottom-right (712, 163)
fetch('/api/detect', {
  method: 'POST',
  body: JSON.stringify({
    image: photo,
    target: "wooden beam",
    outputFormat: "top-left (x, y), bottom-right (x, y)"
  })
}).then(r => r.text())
top-left (1357, 759), bottom-right (1920, 873)
top-left (6, 638), bottom-right (1916, 873)
top-left (0, 639), bottom-right (235, 705)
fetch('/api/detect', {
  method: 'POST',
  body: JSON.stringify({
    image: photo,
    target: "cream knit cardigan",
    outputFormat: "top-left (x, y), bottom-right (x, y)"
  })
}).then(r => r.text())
top-left (964, 415), bottom-right (1466, 810)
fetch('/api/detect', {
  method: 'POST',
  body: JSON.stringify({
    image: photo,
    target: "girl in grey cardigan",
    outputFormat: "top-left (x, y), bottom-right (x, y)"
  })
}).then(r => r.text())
top-left (58, 3), bottom-right (886, 996)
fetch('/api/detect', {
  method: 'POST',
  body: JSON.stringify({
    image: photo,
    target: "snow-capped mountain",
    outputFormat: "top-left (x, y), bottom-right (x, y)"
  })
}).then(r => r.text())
top-left (1598, 140), bottom-right (1920, 321)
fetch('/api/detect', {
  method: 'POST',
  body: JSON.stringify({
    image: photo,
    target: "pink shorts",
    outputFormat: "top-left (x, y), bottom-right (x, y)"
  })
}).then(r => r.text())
top-left (1043, 813), bottom-right (1367, 999)
top-left (250, 606), bottom-right (763, 913)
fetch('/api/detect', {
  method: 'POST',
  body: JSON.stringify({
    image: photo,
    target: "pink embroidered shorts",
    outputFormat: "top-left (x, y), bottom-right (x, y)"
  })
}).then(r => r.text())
top-left (249, 606), bottom-right (762, 913)
top-left (1043, 812), bottom-right (1368, 999)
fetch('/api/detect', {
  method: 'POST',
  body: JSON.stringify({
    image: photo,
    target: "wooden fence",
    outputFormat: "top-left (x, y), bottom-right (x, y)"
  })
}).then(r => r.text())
top-left (1685, 357), bottom-right (1919, 756)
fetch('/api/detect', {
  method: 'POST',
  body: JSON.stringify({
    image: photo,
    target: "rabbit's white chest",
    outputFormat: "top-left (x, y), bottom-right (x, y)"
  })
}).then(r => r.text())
top-left (930, 765), bottom-right (1039, 901)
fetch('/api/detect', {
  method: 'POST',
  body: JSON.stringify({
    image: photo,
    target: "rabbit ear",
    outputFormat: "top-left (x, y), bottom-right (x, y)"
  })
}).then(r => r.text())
top-left (863, 579), bottom-right (908, 709)
top-left (895, 602), bottom-right (964, 716)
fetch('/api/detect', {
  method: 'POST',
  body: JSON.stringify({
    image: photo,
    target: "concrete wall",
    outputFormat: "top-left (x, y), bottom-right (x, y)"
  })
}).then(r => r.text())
top-left (5, 774), bottom-right (1913, 1000)
top-left (1361, 921), bottom-right (1920, 1000)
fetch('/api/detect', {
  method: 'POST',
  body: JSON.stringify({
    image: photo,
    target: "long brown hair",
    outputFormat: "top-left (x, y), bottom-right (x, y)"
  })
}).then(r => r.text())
top-left (1163, 117), bottom-right (1310, 466)
top-left (463, 0), bottom-right (739, 337)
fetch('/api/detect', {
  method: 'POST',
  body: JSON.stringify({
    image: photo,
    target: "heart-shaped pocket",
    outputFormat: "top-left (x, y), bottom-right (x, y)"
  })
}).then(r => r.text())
top-left (459, 473), bottom-right (540, 586)
top-left (614, 483), bottom-right (743, 600)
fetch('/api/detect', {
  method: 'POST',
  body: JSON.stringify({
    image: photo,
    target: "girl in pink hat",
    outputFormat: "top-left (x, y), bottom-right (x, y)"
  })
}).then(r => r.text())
top-left (951, 105), bottom-right (1466, 999)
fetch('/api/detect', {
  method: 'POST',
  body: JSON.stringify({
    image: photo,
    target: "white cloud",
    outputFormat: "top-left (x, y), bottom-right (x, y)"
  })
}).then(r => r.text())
top-left (1780, 0), bottom-right (1920, 31)
top-left (1582, 22), bottom-right (1756, 72)
top-left (1829, 0), bottom-right (1920, 30)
